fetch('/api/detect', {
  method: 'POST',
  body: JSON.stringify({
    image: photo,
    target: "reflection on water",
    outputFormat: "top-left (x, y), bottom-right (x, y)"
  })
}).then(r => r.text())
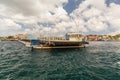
top-left (0, 41), bottom-right (120, 80)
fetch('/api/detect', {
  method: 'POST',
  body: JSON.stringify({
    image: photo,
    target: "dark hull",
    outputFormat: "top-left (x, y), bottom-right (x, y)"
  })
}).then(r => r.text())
top-left (40, 40), bottom-right (88, 46)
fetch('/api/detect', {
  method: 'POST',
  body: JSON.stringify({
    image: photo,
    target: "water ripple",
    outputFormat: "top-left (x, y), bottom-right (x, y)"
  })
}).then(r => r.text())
top-left (0, 41), bottom-right (120, 80)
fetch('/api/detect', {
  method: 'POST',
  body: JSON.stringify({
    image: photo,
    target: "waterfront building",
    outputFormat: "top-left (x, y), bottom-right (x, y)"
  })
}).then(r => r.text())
top-left (87, 35), bottom-right (99, 41)
top-left (15, 34), bottom-right (28, 40)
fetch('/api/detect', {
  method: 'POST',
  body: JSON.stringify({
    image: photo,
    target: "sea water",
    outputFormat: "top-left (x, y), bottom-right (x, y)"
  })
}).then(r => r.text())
top-left (0, 41), bottom-right (120, 80)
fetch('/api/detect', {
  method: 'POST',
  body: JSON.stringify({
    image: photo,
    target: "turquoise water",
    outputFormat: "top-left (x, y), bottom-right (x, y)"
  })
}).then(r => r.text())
top-left (0, 41), bottom-right (120, 80)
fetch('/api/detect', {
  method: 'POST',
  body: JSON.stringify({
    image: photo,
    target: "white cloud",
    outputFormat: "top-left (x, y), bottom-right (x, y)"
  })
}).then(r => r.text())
top-left (0, 0), bottom-right (68, 22)
top-left (0, 0), bottom-right (68, 36)
top-left (81, 7), bottom-right (102, 18)
top-left (107, 3), bottom-right (120, 17)
top-left (86, 0), bottom-right (106, 10)
top-left (0, 18), bottom-right (21, 30)
top-left (0, 0), bottom-right (120, 36)
top-left (109, 19), bottom-right (120, 30)
top-left (70, 0), bottom-right (120, 34)
top-left (0, 18), bottom-right (22, 36)
top-left (87, 17), bottom-right (108, 32)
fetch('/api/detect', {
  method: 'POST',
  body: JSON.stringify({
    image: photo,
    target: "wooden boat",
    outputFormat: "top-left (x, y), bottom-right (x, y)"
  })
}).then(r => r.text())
top-left (20, 33), bottom-right (89, 49)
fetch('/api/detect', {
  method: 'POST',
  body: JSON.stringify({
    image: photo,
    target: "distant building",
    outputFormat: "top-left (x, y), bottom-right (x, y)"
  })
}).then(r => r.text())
top-left (102, 35), bottom-right (111, 40)
top-left (0, 37), bottom-right (7, 41)
top-left (119, 37), bottom-right (120, 40)
top-left (87, 35), bottom-right (99, 41)
top-left (15, 34), bottom-right (28, 40)
top-left (66, 33), bottom-right (86, 41)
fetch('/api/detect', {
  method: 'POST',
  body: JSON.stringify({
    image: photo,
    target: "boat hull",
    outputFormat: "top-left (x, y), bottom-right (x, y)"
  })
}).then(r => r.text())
top-left (31, 45), bottom-right (85, 49)
top-left (19, 40), bottom-right (88, 49)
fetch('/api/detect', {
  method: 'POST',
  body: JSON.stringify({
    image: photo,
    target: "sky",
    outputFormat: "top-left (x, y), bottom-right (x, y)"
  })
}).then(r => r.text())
top-left (0, 0), bottom-right (120, 36)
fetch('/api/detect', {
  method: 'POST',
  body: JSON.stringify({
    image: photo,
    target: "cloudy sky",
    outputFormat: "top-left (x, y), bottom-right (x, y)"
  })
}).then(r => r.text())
top-left (0, 0), bottom-right (120, 36)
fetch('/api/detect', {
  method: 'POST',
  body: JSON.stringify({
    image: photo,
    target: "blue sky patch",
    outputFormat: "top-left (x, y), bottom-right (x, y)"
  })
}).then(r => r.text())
top-left (106, 0), bottom-right (120, 6)
top-left (64, 0), bottom-right (84, 14)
